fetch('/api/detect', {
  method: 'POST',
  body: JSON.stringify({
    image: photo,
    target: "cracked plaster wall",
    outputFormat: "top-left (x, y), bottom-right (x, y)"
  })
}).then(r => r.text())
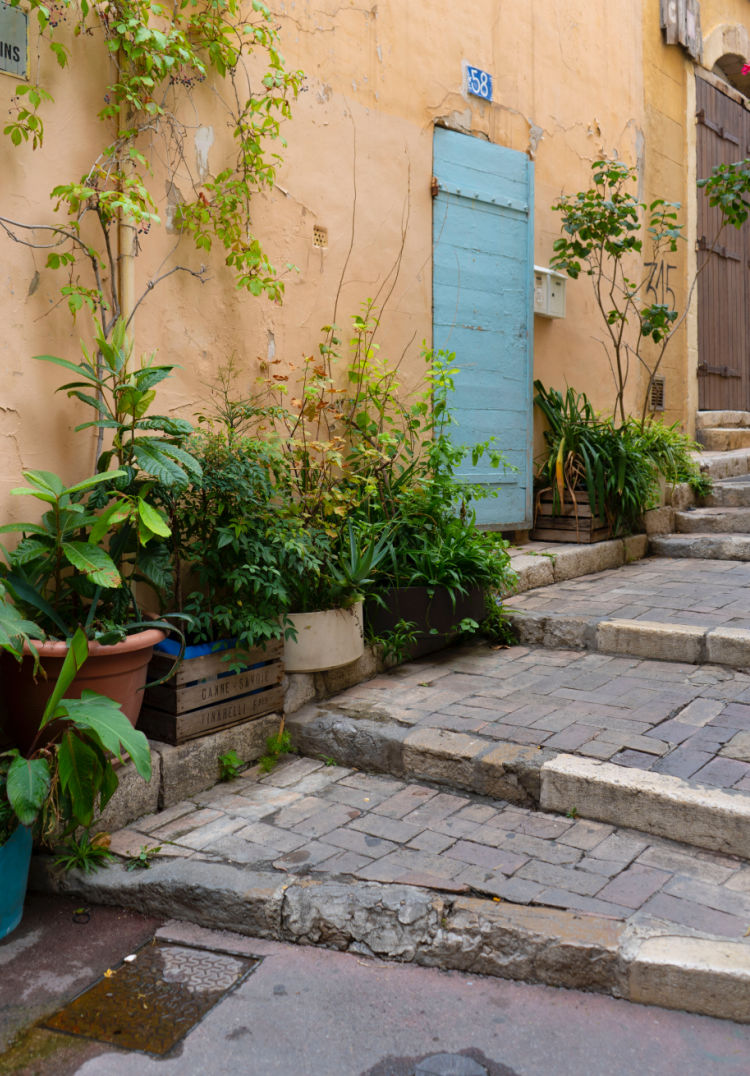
top-left (1, 1), bottom-right (735, 525)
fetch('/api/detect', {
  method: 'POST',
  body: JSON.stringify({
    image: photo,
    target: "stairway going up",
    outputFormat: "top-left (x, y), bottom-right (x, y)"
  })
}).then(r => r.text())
top-left (651, 411), bottom-right (750, 562)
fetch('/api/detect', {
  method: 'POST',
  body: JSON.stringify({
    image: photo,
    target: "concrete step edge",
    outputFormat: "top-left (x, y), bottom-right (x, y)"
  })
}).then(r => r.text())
top-left (508, 534), bottom-right (648, 596)
top-left (288, 705), bottom-right (750, 859)
top-left (508, 610), bottom-right (750, 670)
top-left (696, 411), bottom-right (750, 430)
top-left (695, 448), bottom-right (750, 479)
top-left (29, 851), bottom-right (750, 1024)
top-left (649, 534), bottom-right (750, 561)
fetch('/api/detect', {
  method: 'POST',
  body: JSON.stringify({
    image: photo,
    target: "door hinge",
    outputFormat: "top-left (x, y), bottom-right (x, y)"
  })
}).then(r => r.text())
top-left (697, 361), bottom-right (741, 378)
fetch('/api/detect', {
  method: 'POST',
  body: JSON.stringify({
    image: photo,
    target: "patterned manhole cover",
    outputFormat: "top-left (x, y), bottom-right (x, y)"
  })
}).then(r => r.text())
top-left (42, 942), bottom-right (259, 1055)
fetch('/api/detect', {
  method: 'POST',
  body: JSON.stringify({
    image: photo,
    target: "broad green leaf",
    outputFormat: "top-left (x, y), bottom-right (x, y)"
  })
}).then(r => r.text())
top-left (89, 500), bottom-right (133, 545)
top-left (66, 470), bottom-right (126, 496)
top-left (62, 692), bottom-right (152, 781)
top-left (19, 470), bottom-right (65, 495)
top-left (137, 498), bottom-right (170, 538)
top-left (158, 442), bottom-right (202, 479)
top-left (0, 522), bottom-right (48, 536)
top-left (34, 354), bottom-right (100, 381)
top-left (6, 754), bottom-right (51, 825)
top-left (3, 571), bottom-right (68, 636)
top-left (40, 626), bottom-right (89, 727)
top-left (133, 441), bottom-right (189, 486)
top-left (63, 542), bottom-right (121, 587)
top-left (119, 386), bottom-right (155, 419)
top-left (57, 730), bottom-right (100, 828)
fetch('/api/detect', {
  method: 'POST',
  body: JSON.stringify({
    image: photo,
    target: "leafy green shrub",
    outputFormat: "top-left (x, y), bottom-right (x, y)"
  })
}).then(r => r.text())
top-left (534, 381), bottom-right (706, 535)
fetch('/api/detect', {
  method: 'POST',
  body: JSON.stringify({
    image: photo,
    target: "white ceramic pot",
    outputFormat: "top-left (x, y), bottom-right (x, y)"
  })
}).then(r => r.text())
top-left (284, 602), bottom-right (364, 673)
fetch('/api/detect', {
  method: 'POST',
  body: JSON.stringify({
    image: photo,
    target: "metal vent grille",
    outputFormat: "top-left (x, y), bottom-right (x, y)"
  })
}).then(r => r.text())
top-left (312, 225), bottom-right (328, 248)
top-left (650, 376), bottom-right (665, 411)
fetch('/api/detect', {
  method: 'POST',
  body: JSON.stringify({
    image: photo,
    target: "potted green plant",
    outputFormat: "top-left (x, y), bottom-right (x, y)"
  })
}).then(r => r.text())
top-left (249, 308), bottom-right (515, 666)
top-left (0, 321), bottom-right (199, 746)
top-left (0, 625), bottom-right (152, 938)
top-left (532, 381), bottom-right (708, 542)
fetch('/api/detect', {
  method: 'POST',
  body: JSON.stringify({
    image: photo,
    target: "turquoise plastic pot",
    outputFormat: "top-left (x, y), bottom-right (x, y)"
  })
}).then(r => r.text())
top-left (0, 824), bottom-right (33, 939)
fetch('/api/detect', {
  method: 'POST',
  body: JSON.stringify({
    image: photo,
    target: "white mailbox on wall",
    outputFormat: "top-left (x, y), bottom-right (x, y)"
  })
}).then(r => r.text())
top-left (533, 265), bottom-right (567, 319)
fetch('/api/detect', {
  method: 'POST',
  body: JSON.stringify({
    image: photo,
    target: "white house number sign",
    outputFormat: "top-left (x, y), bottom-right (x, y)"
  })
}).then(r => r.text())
top-left (0, 0), bottom-right (27, 79)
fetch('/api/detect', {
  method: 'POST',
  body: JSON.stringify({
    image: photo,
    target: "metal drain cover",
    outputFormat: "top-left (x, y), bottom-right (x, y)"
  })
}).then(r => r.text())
top-left (43, 942), bottom-right (258, 1055)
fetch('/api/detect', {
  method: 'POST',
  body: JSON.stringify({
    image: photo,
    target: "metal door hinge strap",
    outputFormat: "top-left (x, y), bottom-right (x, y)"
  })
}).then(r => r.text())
top-left (697, 235), bottom-right (742, 261)
top-left (696, 109), bottom-right (741, 145)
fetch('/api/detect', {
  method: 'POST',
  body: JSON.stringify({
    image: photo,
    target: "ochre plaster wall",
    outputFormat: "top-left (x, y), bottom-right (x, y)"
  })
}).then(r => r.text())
top-left (3, 1), bottom-right (736, 528)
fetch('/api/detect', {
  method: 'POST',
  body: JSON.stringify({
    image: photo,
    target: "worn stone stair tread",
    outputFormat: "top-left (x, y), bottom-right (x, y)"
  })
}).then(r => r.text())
top-left (693, 446), bottom-right (750, 479)
top-left (286, 701), bottom-right (750, 857)
top-left (696, 411), bottom-right (750, 430)
top-left (649, 534), bottom-right (750, 560)
top-left (507, 534), bottom-right (648, 595)
top-left (31, 753), bottom-right (750, 1024)
top-left (674, 506), bottom-right (750, 534)
top-left (703, 478), bottom-right (750, 508)
top-left (696, 429), bottom-right (750, 452)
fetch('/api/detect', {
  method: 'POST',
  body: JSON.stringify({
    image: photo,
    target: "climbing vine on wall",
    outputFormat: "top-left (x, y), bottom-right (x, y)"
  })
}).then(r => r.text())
top-left (2, 0), bottom-right (302, 335)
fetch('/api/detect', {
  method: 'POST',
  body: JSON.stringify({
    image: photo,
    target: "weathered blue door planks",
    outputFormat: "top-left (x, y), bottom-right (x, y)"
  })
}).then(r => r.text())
top-left (432, 127), bottom-right (534, 528)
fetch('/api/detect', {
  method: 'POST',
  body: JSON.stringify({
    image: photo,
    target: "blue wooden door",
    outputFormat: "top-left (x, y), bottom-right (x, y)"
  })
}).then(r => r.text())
top-left (432, 127), bottom-right (534, 528)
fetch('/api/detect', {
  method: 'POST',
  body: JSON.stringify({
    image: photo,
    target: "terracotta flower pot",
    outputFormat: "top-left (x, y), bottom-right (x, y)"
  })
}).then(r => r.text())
top-left (0, 628), bottom-right (164, 753)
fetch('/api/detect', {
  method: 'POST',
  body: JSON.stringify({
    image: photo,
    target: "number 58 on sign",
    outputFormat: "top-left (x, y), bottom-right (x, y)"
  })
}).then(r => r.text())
top-left (464, 64), bottom-right (492, 102)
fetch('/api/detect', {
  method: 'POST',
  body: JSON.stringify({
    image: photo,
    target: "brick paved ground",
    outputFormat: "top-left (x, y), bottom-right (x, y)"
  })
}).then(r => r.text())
top-left (331, 643), bottom-right (750, 791)
top-left (113, 756), bottom-right (750, 940)
top-left (510, 556), bottom-right (750, 630)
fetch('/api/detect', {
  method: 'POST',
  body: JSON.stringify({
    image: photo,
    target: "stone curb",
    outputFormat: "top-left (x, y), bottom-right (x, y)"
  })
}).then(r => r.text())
top-left (649, 533), bottom-right (750, 561)
top-left (508, 610), bottom-right (750, 669)
top-left (29, 854), bottom-right (750, 1023)
top-left (93, 713), bottom-right (285, 836)
top-left (509, 534), bottom-right (648, 596)
top-left (540, 754), bottom-right (750, 859)
top-left (288, 706), bottom-right (750, 860)
top-left (288, 705), bottom-right (550, 808)
top-left (674, 506), bottom-right (750, 534)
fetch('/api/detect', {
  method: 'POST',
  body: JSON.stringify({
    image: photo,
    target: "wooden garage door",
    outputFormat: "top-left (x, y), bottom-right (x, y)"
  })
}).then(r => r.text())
top-left (696, 76), bottom-right (750, 410)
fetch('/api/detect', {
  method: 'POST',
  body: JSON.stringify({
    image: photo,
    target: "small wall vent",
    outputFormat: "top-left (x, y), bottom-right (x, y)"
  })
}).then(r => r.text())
top-left (313, 225), bottom-right (328, 248)
top-left (650, 376), bottom-right (665, 411)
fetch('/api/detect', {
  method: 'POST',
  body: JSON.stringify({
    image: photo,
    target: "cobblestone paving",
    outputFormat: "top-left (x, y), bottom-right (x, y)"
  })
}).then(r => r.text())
top-left (334, 643), bottom-right (750, 791)
top-left (115, 757), bottom-right (750, 940)
top-left (511, 557), bottom-right (750, 630)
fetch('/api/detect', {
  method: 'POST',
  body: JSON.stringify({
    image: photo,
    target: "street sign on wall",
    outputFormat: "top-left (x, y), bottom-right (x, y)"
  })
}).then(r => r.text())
top-left (0, 0), bottom-right (27, 79)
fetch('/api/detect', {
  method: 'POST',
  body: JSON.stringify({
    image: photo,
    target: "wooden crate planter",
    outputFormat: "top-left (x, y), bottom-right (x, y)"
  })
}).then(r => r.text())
top-left (531, 490), bottom-right (611, 544)
top-left (139, 638), bottom-right (284, 745)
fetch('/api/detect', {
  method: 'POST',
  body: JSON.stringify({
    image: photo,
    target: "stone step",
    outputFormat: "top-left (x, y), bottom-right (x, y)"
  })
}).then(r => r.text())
top-left (696, 428), bottom-right (750, 452)
top-left (674, 506), bottom-right (750, 533)
top-left (650, 533), bottom-right (750, 561)
top-left (509, 609), bottom-right (750, 669)
top-left (508, 535), bottom-right (648, 595)
top-left (695, 447), bottom-right (750, 479)
top-left (703, 476), bottom-right (750, 508)
top-left (696, 410), bottom-right (750, 430)
top-left (31, 752), bottom-right (750, 1024)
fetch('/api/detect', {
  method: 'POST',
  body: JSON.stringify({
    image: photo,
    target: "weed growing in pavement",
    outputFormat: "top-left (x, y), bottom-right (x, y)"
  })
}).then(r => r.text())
top-left (259, 728), bottom-right (292, 773)
top-left (218, 749), bottom-right (246, 782)
top-left (125, 844), bottom-right (163, 871)
top-left (54, 831), bottom-right (115, 874)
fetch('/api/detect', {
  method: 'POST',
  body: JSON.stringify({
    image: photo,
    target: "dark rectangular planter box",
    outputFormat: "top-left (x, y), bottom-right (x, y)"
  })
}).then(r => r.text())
top-left (139, 637), bottom-right (284, 745)
top-left (365, 585), bottom-right (486, 661)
